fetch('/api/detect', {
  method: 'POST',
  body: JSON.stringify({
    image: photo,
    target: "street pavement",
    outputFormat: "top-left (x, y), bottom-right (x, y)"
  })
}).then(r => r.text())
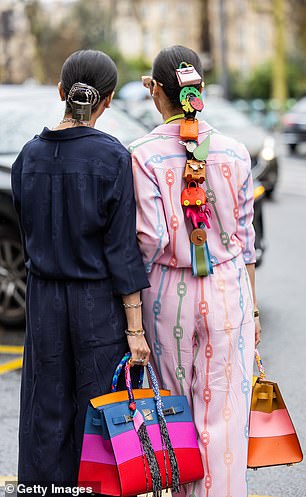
top-left (247, 146), bottom-right (306, 496)
top-left (0, 138), bottom-right (306, 497)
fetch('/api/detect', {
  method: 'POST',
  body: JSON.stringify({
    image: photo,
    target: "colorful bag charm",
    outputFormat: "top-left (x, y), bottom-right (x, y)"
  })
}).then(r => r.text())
top-left (190, 229), bottom-right (213, 277)
top-left (176, 61), bottom-right (213, 277)
top-left (186, 205), bottom-right (213, 277)
top-left (180, 87), bottom-right (204, 116)
top-left (193, 135), bottom-right (211, 161)
top-left (181, 181), bottom-right (206, 207)
top-left (176, 62), bottom-right (202, 87)
top-left (180, 118), bottom-right (199, 141)
top-left (183, 159), bottom-right (206, 183)
top-left (186, 205), bottom-right (211, 229)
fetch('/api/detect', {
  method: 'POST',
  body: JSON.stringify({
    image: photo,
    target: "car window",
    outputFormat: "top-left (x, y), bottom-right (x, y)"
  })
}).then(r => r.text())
top-left (292, 98), bottom-right (306, 113)
top-left (199, 98), bottom-right (252, 131)
top-left (0, 86), bottom-right (147, 153)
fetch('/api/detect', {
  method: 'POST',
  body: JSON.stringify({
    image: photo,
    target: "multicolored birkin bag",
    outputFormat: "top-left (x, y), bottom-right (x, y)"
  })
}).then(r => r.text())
top-left (248, 349), bottom-right (303, 469)
top-left (78, 352), bottom-right (204, 496)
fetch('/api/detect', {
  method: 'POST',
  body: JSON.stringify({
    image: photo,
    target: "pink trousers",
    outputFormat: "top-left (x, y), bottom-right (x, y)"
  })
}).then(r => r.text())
top-left (142, 255), bottom-right (255, 497)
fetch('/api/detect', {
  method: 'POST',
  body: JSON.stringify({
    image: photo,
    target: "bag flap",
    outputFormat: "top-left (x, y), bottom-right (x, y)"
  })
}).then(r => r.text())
top-left (251, 379), bottom-right (286, 413)
top-left (102, 395), bottom-right (192, 440)
top-left (90, 388), bottom-right (171, 408)
top-left (112, 405), bottom-right (185, 425)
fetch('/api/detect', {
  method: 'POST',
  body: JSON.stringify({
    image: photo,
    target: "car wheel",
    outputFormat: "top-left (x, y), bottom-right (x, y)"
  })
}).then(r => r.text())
top-left (0, 225), bottom-right (26, 328)
top-left (289, 143), bottom-right (297, 154)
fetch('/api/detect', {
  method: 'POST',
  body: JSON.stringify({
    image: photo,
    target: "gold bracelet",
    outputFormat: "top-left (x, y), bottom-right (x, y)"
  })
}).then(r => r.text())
top-left (254, 309), bottom-right (259, 318)
top-left (125, 329), bottom-right (145, 336)
top-left (123, 301), bottom-right (142, 309)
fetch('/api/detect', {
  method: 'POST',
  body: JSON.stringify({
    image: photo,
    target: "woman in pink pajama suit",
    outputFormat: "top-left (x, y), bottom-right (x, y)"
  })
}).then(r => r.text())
top-left (129, 46), bottom-right (261, 497)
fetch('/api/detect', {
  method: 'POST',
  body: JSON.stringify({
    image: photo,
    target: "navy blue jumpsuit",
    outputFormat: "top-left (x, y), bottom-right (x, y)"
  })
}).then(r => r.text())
top-left (11, 127), bottom-right (150, 488)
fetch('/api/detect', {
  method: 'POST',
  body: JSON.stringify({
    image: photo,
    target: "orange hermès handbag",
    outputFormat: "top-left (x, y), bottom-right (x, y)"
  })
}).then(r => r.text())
top-left (248, 349), bottom-right (303, 469)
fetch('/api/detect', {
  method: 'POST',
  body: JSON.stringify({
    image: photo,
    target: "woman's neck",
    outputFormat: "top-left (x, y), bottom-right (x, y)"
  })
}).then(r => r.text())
top-left (53, 114), bottom-right (97, 130)
top-left (162, 106), bottom-right (184, 124)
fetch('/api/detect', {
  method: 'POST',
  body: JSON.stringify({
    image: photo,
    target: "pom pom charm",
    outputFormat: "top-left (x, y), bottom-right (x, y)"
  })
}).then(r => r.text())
top-left (129, 401), bottom-right (137, 411)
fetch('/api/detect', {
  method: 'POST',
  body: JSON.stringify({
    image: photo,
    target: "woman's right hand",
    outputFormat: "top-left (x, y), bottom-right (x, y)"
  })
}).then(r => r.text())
top-left (127, 335), bottom-right (150, 366)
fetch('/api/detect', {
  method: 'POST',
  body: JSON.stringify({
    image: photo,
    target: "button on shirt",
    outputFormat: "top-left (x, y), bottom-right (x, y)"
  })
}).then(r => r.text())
top-left (11, 127), bottom-right (149, 295)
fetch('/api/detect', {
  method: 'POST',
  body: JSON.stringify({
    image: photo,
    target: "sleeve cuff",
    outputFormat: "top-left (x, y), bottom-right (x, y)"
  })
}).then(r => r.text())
top-left (111, 264), bottom-right (150, 296)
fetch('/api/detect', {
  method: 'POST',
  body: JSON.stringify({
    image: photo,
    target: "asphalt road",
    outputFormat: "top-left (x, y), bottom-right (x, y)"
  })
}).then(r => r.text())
top-left (0, 140), bottom-right (306, 497)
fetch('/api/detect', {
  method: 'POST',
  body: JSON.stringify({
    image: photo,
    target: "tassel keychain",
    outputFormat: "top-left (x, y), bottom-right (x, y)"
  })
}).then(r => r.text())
top-left (186, 205), bottom-right (213, 277)
top-left (125, 361), bottom-right (163, 497)
top-left (147, 363), bottom-right (180, 494)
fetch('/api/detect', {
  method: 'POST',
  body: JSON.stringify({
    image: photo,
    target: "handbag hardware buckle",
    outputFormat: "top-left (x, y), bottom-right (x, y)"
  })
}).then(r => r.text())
top-left (124, 414), bottom-right (133, 423)
top-left (163, 407), bottom-right (176, 416)
top-left (142, 408), bottom-right (154, 421)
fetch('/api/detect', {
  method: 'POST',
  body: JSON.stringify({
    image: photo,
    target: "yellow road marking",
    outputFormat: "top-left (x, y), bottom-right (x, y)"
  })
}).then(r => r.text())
top-left (0, 476), bottom-right (17, 485)
top-left (0, 357), bottom-right (23, 375)
top-left (0, 345), bottom-right (24, 354)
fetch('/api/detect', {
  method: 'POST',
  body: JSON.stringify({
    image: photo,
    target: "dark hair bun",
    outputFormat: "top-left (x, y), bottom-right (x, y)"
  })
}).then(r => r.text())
top-left (61, 49), bottom-right (118, 112)
top-left (152, 45), bottom-right (203, 108)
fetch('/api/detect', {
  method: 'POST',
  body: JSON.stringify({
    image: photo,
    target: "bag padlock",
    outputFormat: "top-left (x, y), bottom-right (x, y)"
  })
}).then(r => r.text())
top-left (181, 181), bottom-right (206, 207)
top-left (183, 159), bottom-right (206, 183)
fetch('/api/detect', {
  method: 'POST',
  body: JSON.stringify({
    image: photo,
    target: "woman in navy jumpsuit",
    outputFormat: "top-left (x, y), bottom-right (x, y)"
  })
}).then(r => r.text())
top-left (11, 50), bottom-right (150, 491)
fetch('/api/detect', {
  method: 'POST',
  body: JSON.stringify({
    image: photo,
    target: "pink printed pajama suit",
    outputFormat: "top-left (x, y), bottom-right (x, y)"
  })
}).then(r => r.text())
top-left (130, 120), bottom-right (256, 497)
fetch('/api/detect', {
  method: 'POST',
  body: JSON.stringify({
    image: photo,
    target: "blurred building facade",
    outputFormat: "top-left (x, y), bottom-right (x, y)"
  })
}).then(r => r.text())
top-left (208, 0), bottom-right (274, 76)
top-left (0, 1), bottom-right (34, 83)
top-left (0, 0), bottom-right (295, 85)
top-left (113, 0), bottom-right (204, 60)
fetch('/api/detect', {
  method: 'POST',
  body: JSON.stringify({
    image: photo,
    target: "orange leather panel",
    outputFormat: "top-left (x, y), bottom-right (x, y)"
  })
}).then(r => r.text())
top-left (248, 433), bottom-right (303, 468)
top-left (90, 388), bottom-right (171, 408)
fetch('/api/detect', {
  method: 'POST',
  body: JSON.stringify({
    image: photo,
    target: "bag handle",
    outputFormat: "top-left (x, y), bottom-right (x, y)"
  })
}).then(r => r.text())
top-left (124, 358), bottom-right (181, 494)
top-left (255, 348), bottom-right (266, 380)
top-left (111, 352), bottom-right (144, 392)
top-left (123, 359), bottom-right (165, 418)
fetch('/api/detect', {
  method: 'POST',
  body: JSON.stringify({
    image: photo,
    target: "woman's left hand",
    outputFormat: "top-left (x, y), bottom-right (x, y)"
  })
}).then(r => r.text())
top-left (127, 335), bottom-right (151, 366)
top-left (255, 316), bottom-right (261, 346)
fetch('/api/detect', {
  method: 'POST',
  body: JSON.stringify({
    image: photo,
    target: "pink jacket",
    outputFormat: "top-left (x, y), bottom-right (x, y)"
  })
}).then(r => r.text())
top-left (129, 120), bottom-right (256, 273)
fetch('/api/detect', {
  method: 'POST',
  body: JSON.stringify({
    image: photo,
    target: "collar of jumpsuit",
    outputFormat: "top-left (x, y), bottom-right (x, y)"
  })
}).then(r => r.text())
top-left (39, 126), bottom-right (104, 141)
top-left (151, 119), bottom-right (214, 136)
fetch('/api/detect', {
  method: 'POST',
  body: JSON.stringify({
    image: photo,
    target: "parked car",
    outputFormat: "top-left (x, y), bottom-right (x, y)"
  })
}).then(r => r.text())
top-left (201, 96), bottom-right (278, 197)
top-left (0, 85), bottom-right (148, 327)
top-left (282, 96), bottom-right (306, 153)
